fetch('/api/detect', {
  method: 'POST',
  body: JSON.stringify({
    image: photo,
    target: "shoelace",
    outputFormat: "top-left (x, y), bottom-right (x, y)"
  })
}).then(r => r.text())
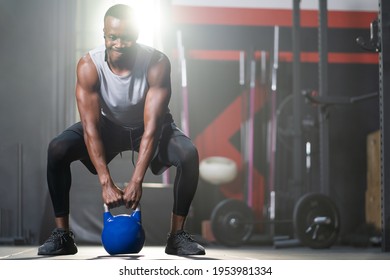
top-left (46, 230), bottom-right (72, 243)
top-left (44, 231), bottom-right (62, 244)
top-left (178, 231), bottom-right (195, 242)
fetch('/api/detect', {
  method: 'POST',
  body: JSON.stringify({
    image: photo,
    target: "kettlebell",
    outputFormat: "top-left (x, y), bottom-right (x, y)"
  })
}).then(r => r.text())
top-left (101, 204), bottom-right (145, 255)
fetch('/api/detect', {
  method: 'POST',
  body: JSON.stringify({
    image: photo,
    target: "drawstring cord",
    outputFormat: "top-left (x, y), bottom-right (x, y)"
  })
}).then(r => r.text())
top-left (130, 129), bottom-right (135, 167)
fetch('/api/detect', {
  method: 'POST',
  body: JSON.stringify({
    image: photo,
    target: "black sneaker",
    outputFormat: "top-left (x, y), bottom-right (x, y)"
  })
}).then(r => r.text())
top-left (165, 230), bottom-right (205, 255)
top-left (38, 228), bottom-right (78, 255)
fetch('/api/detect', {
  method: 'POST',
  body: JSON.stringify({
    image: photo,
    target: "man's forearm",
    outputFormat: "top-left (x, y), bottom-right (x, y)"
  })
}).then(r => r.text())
top-left (83, 130), bottom-right (111, 186)
top-left (131, 131), bottom-right (157, 184)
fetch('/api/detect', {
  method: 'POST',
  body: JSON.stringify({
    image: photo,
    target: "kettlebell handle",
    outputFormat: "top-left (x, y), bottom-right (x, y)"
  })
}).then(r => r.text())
top-left (103, 203), bottom-right (141, 213)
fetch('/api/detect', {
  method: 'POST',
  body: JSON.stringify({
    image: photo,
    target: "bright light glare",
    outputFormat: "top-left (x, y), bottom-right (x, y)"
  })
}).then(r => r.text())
top-left (107, 0), bottom-right (163, 49)
top-left (306, 142), bottom-right (311, 169)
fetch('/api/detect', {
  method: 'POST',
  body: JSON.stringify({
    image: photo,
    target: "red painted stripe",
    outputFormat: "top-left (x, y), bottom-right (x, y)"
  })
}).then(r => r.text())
top-left (188, 50), bottom-right (378, 64)
top-left (328, 52), bottom-right (378, 64)
top-left (188, 50), bottom-right (241, 61)
top-left (279, 51), bottom-right (378, 64)
top-left (172, 6), bottom-right (377, 28)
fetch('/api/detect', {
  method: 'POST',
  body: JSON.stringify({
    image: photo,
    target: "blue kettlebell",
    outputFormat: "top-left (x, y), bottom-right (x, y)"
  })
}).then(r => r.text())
top-left (101, 204), bottom-right (145, 255)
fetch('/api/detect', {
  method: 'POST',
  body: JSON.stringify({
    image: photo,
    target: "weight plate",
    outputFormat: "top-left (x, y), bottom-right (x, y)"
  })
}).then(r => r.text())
top-left (210, 199), bottom-right (254, 247)
top-left (293, 193), bottom-right (340, 249)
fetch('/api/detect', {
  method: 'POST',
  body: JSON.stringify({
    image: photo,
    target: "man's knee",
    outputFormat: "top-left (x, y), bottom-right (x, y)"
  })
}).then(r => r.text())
top-left (47, 133), bottom-right (81, 166)
top-left (47, 137), bottom-right (68, 163)
top-left (182, 144), bottom-right (199, 166)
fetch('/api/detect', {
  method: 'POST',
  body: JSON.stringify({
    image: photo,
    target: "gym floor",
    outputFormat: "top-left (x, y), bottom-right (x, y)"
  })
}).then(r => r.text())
top-left (1, 244), bottom-right (389, 260)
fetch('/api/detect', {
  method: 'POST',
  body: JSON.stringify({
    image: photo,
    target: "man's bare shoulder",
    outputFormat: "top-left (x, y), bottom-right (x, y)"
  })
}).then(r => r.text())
top-left (77, 53), bottom-right (96, 71)
top-left (76, 53), bottom-right (99, 89)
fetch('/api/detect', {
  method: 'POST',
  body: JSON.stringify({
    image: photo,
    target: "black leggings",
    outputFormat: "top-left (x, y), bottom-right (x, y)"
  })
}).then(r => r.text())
top-left (47, 117), bottom-right (199, 217)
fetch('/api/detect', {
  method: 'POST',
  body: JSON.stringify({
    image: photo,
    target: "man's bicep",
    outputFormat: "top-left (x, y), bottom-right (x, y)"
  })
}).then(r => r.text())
top-left (148, 54), bottom-right (171, 89)
top-left (76, 83), bottom-right (100, 126)
top-left (143, 86), bottom-right (170, 130)
top-left (75, 57), bottom-right (101, 124)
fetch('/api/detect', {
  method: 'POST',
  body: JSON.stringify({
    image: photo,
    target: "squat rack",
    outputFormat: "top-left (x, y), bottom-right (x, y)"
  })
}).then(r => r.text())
top-left (378, 0), bottom-right (390, 252)
top-left (356, 0), bottom-right (389, 252)
top-left (296, 0), bottom-right (390, 251)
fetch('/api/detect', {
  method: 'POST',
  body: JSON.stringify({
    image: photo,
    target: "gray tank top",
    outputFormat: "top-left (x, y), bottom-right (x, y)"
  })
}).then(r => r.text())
top-left (89, 44), bottom-right (168, 129)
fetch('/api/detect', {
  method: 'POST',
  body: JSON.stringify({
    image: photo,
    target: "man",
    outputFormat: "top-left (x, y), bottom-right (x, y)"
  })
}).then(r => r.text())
top-left (38, 4), bottom-right (205, 256)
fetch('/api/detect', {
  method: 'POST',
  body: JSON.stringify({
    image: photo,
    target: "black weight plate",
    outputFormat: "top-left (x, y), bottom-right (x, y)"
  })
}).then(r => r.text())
top-left (210, 199), bottom-right (254, 247)
top-left (293, 193), bottom-right (340, 249)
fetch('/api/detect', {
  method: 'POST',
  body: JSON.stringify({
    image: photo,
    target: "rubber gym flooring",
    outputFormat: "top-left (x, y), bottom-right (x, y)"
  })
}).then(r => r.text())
top-left (1, 244), bottom-right (389, 260)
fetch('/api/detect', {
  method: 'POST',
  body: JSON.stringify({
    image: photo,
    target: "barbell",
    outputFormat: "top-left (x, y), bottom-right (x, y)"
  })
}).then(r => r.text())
top-left (210, 192), bottom-right (340, 249)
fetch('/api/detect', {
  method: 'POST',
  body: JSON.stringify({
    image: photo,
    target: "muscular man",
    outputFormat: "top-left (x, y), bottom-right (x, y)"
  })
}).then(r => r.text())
top-left (38, 4), bottom-right (205, 256)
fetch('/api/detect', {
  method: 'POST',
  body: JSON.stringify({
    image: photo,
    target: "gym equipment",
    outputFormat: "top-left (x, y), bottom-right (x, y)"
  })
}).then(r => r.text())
top-left (209, 194), bottom-right (340, 248)
top-left (374, 0), bottom-right (390, 252)
top-left (210, 199), bottom-right (254, 247)
top-left (199, 157), bottom-right (244, 246)
top-left (176, 30), bottom-right (190, 137)
top-left (101, 204), bottom-right (145, 255)
top-left (199, 156), bottom-right (238, 185)
top-left (267, 26), bottom-right (280, 234)
top-left (356, 0), bottom-right (390, 252)
top-left (356, 19), bottom-right (380, 53)
top-left (293, 193), bottom-right (340, 249)
top-left (209, 3), bottom-right (342, 249)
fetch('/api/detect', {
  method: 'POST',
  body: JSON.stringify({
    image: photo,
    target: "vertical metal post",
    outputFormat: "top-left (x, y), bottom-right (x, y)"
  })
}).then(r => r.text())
top-left (247, 56), bottom-right (256, 208)
top-left (268, 26), bottom-right (279, 222)
top-left (241, 49), bottom-right (256, 208)
top-left (292, 0), bottom-right (303, 193)
top-left (17, 143), bottom-right (23, 239)
top-left (239, 51), bottom-right (248, 202)
top-left (378, 0), bottom-right (390, 252)
top-left (176, 30), bottom-right (190, 137)
top-left (318, 0), bottom-right (330, 195)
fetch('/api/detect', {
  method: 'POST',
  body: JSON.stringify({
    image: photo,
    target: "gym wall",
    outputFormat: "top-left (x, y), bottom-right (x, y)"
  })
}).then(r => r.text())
top-left (0, 0), bottom-right (78, 244)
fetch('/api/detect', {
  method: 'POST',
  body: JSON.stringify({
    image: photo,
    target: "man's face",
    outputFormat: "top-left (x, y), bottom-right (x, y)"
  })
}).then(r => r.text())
top-left (103, 16), bottom-right (138, 63)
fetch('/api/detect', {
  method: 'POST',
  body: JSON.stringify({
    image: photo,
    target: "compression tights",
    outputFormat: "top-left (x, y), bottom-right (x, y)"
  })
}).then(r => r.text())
top-left (46, 121), bottom-right (199, 218)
